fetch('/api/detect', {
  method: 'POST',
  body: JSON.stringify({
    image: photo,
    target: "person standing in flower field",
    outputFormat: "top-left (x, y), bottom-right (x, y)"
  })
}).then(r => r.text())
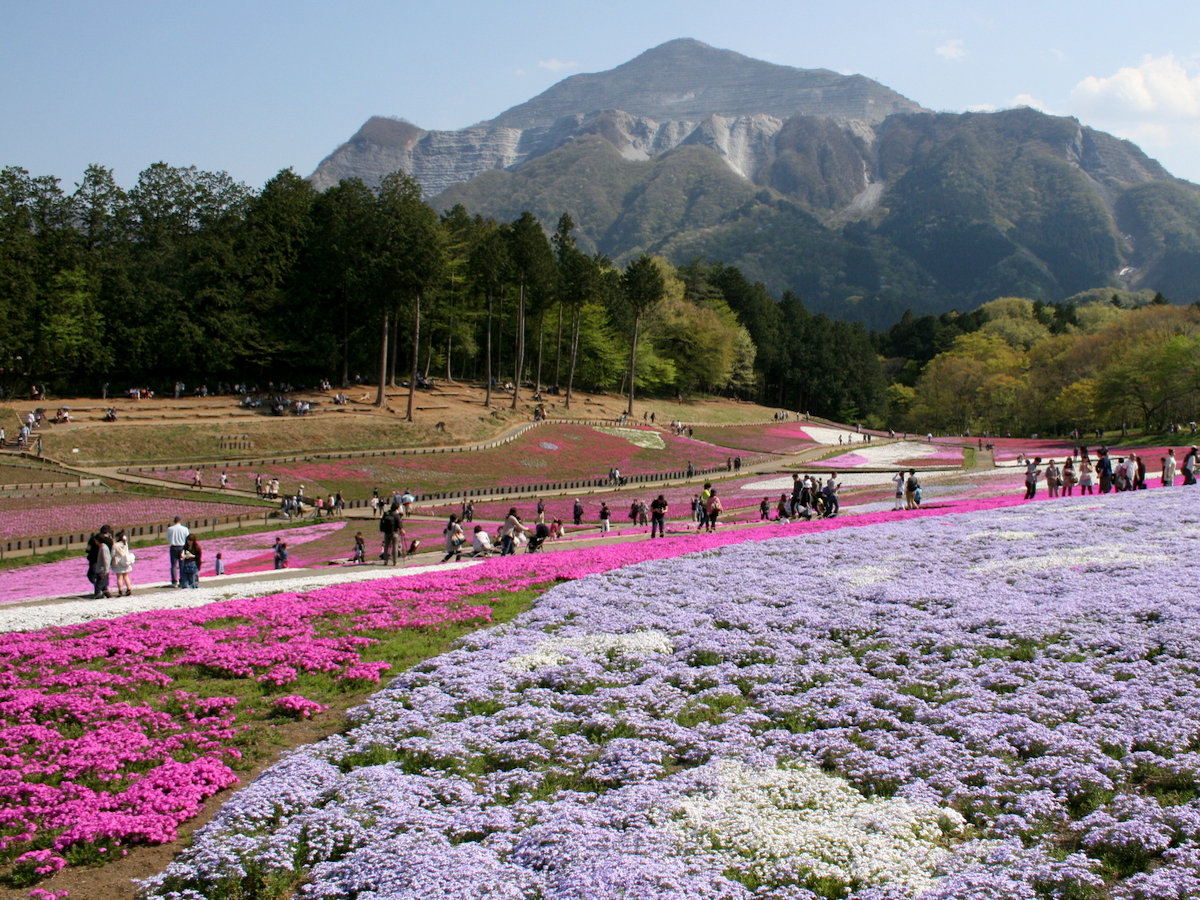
top-left (598, 502), bottom-right (611, 534)
top-left (892, 471), bottom-right (905, 511)
top-left (905, 469), bottom-right (921, 509)
top-left (86, 525), bottom-right (114, 599)
top-left (704, 488), bottom-right (722, 532)
top-left (180, 535), bottom-right (202, 588)
top-left (110, 529), bottom-right (135, 596)
top-left (273, 541), bottom-right (288, 569)
top-left (1045, 460), bottom-right (1060, 498)
top-left (1079, 456), bottom-right (1095, 494)
top-left (379, 504), bottom-right (401, 565)
top-left (1097, 449), bottom-right (1114, 493)
top-left (1182, 446), bottom-right (1198, 485)
top-left (573, 498), bottom-right (584, 526)
top-left (651, 494), bottom-right (668, 538)
top-left (1163, 449), bottom-right (1177, 487)
top-left (166, 516), bottom-right (189, 587)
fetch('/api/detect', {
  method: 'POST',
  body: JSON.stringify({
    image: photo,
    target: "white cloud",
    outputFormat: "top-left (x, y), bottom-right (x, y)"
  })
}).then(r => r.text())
top-left (1072, 53), bottom-right (1200, 120)
top-left (936, 39), bottom-right (966, 62)
top-left (1010, 93), bottom-right (1051, 113)
top-left (1068, 54), bottom-right (1200, 176)
top-left (538, 58), bottom-right (578, 72)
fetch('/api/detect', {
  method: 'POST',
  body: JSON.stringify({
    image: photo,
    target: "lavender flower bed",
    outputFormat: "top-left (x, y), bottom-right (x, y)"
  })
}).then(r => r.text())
top-left (146, 490), bottom-right (1200, 899)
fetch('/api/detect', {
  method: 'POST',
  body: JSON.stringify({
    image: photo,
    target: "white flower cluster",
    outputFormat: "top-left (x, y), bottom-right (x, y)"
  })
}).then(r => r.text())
top-left (506, 630), bottom-right (674, 671)
top-left (592, 426), bottom-right (666, 449)
top-left (974, 543), bottom-right (1166, 577)
top-left (671, 759), bottom-right (976, 896)
top-left (965, 530), bottom-right (1039, 541)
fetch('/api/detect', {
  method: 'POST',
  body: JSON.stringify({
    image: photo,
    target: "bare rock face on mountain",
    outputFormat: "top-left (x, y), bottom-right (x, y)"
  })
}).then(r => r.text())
top-left (309, 38), bottom-right (923, 195)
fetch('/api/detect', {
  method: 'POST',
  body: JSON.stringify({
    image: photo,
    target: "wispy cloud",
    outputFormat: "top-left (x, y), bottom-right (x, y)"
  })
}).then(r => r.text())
top-left (936, 39), bottom-right (966, 62)
top-left (538, 58), bottom-right (578, 72)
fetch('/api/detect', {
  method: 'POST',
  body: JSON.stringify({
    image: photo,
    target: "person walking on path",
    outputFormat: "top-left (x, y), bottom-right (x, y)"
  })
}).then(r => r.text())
top-left (441, 515), bottom-right (466, 563)
top-left (86, 525), bottom-right (114, 599)
top-left (1023, 457), bottom-right (1041, 500)
top-left (166, 516), bottom-right (189, 587)
top-left (1183, 447), bottom-right (1198, 485)
top-left (892, 471), bottom-right (905, 511)
top-left (500, 508), bottom-right (529, 555)
top-left (599, 502), bottom-right (611, 535)
top-left (110, 529), bottom-right (135, 596)
top-left (573, 498), bottom-right (584, 526)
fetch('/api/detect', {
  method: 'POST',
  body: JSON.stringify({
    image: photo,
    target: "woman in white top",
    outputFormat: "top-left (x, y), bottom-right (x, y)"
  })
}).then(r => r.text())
top-left (110, 529), bottom-right (136, 596)
top-left (471, 526), bottom-right (497, 555)
top-left (441, 515), bottom-right (465, 563)
top-left (1078, 457), bottom-right (1095, 494)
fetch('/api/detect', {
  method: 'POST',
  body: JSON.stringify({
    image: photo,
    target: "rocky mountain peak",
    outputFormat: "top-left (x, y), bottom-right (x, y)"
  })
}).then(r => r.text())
top-left (309, 39), bottom-right (925, 194)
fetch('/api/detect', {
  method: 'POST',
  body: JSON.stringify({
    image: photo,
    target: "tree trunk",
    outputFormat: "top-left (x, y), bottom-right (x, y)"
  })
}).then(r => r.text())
top-left (406, 293), bottom-right (420, 422)
top-left (535, 308), bottom-right (545, 395)
top-left (375, 310), bottom-right (389, 408)
top-left (553, 303), bottom-right (563, 388)
top-left (495, 291), bottom-right (503, 384)
top-left (340, 295), bottom-right (349, 388)
top-left (626, 314), bottom-right (640, 417)
top-left (511, 279), bottom-right (525, 410)
top-left (387, 303), bottom-right (400, 388)
top-left (565, 305), bottom-right (580, 410)
top-left (484, 291), bottom-right (493, 408)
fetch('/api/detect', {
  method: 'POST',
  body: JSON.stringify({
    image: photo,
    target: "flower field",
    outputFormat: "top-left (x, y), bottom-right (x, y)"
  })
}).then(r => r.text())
top-left (686, 421), bottom-right (817, 454)
top-left (139, 489), bottom-right (1200, 899)
top-left (0, 493), bottom-right (262, 542)
top-left (0, 566), bottom-right (510, 890)
top-left (140, 424), bottom-right (745, 499)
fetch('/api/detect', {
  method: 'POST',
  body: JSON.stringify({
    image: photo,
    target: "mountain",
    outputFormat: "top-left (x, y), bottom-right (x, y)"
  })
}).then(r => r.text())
top-left (310, 39), bottom-right (1200, 325)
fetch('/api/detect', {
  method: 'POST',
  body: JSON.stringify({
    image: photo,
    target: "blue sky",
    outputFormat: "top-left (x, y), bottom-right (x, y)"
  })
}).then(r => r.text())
top-left (4, 0), bottom-right (1200, 189)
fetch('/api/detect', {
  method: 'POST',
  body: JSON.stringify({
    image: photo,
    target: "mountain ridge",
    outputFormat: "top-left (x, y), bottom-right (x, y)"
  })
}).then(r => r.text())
top-left (309, 39), bottom-right (1200, 324)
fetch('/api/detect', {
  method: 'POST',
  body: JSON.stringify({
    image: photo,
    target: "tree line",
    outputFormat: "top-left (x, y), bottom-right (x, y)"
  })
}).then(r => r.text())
top-left (879, 294), bottom-right (1200, 436)
top-left (0, 163), bottom-right (885, 421)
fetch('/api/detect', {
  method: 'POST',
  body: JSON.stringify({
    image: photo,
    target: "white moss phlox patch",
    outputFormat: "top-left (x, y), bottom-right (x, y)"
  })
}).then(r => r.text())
top-left (506, 630), bottom-right (674, 671)
top-left (672, 759), bottom-right (973, 895)
top-left (592, 426), bottom-right (666, 450)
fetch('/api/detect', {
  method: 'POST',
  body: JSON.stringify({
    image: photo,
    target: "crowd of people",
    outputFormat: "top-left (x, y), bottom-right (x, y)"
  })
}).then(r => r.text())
top-left (1019, 445), bottom-right (1198, 498)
